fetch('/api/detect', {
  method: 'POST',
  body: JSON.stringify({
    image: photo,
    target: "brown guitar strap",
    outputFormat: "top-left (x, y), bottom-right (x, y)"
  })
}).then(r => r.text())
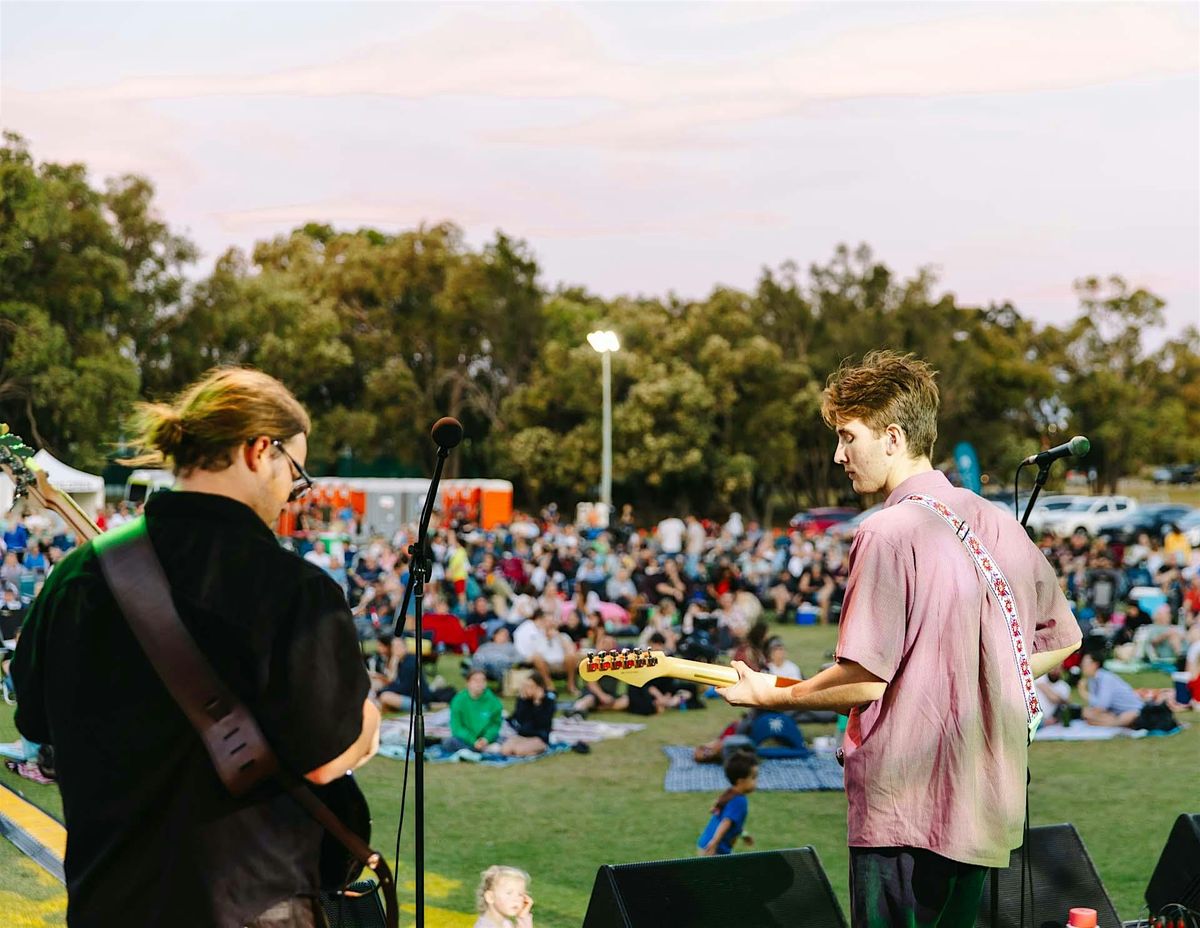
top-left (95, 518), bottom-right (398, 927)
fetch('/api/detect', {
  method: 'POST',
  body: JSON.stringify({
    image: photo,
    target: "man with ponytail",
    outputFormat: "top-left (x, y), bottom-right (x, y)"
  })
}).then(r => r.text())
top-left (13, 367), bottom-right (378, 928)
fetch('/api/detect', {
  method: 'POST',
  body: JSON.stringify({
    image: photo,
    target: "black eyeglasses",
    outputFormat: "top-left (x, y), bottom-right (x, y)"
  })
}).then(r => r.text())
top-left (272, 440), bottom-right (313, 502)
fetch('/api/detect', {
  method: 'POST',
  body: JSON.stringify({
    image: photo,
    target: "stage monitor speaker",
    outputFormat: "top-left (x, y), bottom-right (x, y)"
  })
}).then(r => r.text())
top-left (976, 823), bottom-right (1120, 928)
top-left (1145, 813), bottom-right (1200, 916)
top-left (581, 846), bottom-right (847, 928)
top-left (320, 881), bottom-right (387, 928)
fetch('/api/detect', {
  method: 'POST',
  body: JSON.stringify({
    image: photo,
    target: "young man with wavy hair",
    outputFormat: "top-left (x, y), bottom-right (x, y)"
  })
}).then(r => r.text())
top-left (719, 350), bottom-right (1081, 927)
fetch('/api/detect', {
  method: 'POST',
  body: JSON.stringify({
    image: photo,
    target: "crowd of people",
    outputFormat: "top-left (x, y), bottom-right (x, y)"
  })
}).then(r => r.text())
top-left (4, 493), bottom-right (1199, 743)
top-left (2, 490), bottom-right (1197, 882)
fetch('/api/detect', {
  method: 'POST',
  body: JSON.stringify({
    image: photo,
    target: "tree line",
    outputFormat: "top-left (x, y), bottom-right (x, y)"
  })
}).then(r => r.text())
top-left (2, 132), bottom-right (1197, 522)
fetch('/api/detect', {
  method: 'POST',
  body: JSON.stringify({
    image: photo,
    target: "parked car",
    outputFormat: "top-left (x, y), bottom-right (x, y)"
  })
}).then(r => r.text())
top-left (1096, 503), bottom-right (1196, 545)
top-left (1045, 496), bottom-right (1138, 537)
top-left (825, 503), bottom-right (883, 540)
top-left (1169, 464), bottom-right (1198, 485)
top-left (1023, 495), bottom-right (1089, 534)
top-left (792, 506), bottom-right (859, 535)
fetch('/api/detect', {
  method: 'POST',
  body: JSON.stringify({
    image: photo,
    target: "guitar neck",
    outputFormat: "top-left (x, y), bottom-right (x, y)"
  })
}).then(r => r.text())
top-left (30, 469), bottom-right (101, 543)
top-left (579, 649), bottom-right (801, 691)
top-left (657, 656), bottom-right (800, 690)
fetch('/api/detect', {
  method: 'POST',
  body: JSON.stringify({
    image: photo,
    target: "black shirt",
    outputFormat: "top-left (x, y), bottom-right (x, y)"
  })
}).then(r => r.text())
top-left (12, 491), bottom-right (369, 928)
top-left (510, 693), bottom-right (555, 742)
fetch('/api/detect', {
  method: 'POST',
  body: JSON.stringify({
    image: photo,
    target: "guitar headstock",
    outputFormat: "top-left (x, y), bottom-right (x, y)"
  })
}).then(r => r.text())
top-left (0, 424), bottom-right (38, 504)
top-left (578, 648), bottom-right (670, 688)
top-left (0, 423), bottom-right (100, 542)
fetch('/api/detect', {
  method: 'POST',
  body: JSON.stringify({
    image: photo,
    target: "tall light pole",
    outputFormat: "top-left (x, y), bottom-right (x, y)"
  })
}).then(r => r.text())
top-left (586, 329), bottom-right (620, 511)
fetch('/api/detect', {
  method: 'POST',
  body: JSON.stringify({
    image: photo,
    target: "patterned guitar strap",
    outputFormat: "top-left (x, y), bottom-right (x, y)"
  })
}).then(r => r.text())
top-left (902, 494), bottom-right (1043, 744)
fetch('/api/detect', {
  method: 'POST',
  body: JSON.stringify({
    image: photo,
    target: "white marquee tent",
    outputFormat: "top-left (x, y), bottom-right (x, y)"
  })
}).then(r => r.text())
top-left (29, 450), bottom-right (105, 519)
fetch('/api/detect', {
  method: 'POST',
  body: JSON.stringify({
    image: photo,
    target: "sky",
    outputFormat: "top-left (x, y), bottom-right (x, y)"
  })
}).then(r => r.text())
top-left (2, 1), bottom-right (1198, 339)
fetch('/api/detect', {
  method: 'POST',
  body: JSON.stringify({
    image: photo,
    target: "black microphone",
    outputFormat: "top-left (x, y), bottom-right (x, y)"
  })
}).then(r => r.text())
top-left (431, 417), bottom-right (463, 450)
top-left (1022, 435), bottom-right (1090, 467)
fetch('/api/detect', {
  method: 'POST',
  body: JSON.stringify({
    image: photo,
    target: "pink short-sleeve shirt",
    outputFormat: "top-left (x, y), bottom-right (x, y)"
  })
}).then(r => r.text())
top-left (836, 470), bottom-right (1081, 867)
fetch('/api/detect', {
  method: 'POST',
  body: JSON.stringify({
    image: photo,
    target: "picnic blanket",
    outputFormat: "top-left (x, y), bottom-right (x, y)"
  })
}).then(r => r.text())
top-left (379, 741), bottom-right (574, 766)
top-left (1033, 722), bottom-right (1187, 742)
top-left (662, 745), bottom-right (844, 793)
top-left (377, 711), bottom-right (646, 768)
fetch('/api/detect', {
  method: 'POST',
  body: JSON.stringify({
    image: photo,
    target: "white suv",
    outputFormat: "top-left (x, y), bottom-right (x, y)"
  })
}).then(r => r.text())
top-left (1046, 496), bottom-right (1139, 536)
top-left (1023, 495), bottom-right (1089, 534)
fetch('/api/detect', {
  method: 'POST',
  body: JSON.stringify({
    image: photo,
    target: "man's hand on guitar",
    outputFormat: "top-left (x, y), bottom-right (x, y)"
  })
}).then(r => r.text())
top-left (715, 660), bottom-right (784, 709)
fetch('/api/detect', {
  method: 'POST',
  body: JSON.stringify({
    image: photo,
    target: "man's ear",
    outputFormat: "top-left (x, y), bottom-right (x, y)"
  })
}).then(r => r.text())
top-left (244, 436), bottom-right (272, 472)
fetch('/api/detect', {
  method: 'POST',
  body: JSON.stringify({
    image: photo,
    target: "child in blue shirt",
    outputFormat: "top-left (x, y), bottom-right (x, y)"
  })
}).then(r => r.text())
top-left (697, 749), bottom-right (758, 856)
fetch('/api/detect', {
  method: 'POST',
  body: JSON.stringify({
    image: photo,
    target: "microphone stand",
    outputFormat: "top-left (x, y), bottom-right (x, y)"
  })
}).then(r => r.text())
top-left (392, 438), bottom-right (454, 928)
top-left (1001, 448), bottom-right (1073, 928)
top-left (1018, 462), bottom-right (1053, 527)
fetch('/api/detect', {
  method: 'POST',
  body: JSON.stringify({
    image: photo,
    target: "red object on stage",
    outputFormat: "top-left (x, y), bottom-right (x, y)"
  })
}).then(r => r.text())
top-left (1067, 907), bottom-right (1097, 927)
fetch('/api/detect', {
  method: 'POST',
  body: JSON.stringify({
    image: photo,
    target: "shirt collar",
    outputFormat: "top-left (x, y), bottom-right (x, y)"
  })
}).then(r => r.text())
top-left (144, 489), bottom-right (278, 541)
top-left (883, 469), bottom-right (953, 508)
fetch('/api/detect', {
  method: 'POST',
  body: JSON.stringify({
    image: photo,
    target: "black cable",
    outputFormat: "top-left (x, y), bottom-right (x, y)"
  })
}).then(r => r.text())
top-left (1014, 461), bottom-right (1027, 520)
top-left (393, 690), bottom-right (417, 878)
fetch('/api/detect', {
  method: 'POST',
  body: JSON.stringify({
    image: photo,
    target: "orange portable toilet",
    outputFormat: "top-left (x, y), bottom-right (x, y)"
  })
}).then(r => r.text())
top-left (479, 480), bottom-right (513, 529)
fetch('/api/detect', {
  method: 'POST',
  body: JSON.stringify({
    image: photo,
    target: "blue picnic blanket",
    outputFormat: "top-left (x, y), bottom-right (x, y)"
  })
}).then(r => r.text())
top-left (663, 745), bottom-right (844, 793)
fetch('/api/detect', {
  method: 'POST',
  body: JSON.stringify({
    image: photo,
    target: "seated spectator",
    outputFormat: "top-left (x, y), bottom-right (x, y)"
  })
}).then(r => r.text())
top-left (347, 549), bottom-right (385, 607)
top-left (713, 591), bottom-right (750, 651)
top-left (444, 669), bottom-right (503, 754)
top-left (474, 865), bottom-right (533, 928)
top-left (1034, 667), bottom-right (1074, 725)
top-left (1, 584), bottom-right (27, 642)
top-left (768, 567), bottom-right (801, 622)
top-left (501, 676), bottom-right (556, 757)
top-left (0, 551), bottom-right (22, 587)
top-left (653, 558), bottom-right (688, 608)
top-left (606, 568), bottom-right (638, 608)
top-left (303, 539), bottom-right (336, 575)
top-left (1078, 645), bottom-right (1145, 727)
top-left (1163, 523), bottom-right (1193, 568)
top-left (626, 678), bottom-right (690, 716)
top-left (1182, 573), bottom-right (1200, 625)
top-left (513, 610), bottom-right (579, 696)
top-left (21, 542), bottom-right (46, 575)
top-left (376, 636), bottom-right (433, 712)
top-left (1107, 600), bottom-right (1151, 647)
top-left (365, 632), bottom-right (394, 694)
top-left (471, 627), bottom-right (522, 682)
top-left (1134, 604), bottom-right (1186, 664)
top-left (764, 637), bottom-right (802, 680)
top-left (637, 597), bottom-right (680, 651)
top-left (2, 518), bottom-right (28, 556)
top-left (465, 595), bottom-right (497, 628)
top-left (570, 637), bottom-right (628, 714)
top-left (731, 621), bottom-right (770, 672)
top-left (796, 559), bottom-right (837, 625)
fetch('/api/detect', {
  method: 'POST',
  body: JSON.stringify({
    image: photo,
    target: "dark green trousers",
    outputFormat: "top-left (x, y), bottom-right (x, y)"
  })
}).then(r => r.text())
top-left (849, 847), bottom-right (989, 928)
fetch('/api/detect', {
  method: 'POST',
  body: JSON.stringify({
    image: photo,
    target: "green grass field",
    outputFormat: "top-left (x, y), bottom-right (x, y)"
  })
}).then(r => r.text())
top-left (2, 622), bottom-right (1196, 927)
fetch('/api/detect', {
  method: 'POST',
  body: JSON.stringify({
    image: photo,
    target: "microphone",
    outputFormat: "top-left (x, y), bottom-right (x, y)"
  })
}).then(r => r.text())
top-left (1023, 435), bottom-right (1090, 467)
top-left (431, 417), bottom-right (463, 450)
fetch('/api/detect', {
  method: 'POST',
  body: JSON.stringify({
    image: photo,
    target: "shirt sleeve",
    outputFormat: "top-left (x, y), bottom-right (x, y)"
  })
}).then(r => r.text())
top-left (834, 529), bottom-right (909, 683)
top-left (10, 574), bottom-right (61, 744)
top-left (258, 572), bottom-right (370, 775)
top-left (483, 692), bottom-right (503, 743)
top-left (723, 794), bottom-right (749, 830)
top-left (449, 691), bottom-right (473, 743)
top-left (1087, 672), bottom-right (1114, 711)
top-left (1031, 546), bottom-right (1083, 655)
